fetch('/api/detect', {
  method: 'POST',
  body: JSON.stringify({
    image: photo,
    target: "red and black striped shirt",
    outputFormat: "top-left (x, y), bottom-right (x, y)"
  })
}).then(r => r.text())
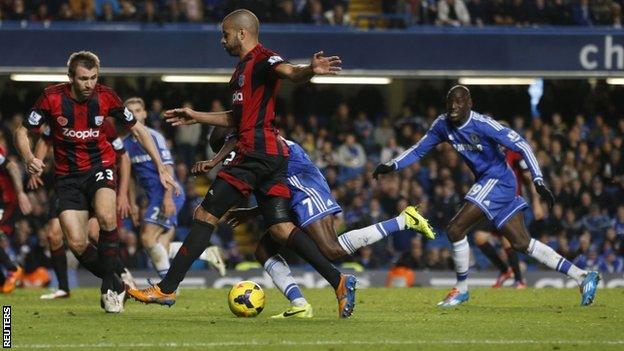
top-left (229, 44), bottom-right (289, 157)
top-left (25, 83), bottom-right (136, 176)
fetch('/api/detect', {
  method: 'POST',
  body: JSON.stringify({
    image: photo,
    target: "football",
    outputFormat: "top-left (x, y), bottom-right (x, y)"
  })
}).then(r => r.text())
top-left (227, 281), bottom-right (266, 317)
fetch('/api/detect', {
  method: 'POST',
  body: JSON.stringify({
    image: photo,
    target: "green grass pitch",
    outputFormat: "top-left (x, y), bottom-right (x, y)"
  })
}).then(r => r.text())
top-left (4, 287), bottom-right (623, 350)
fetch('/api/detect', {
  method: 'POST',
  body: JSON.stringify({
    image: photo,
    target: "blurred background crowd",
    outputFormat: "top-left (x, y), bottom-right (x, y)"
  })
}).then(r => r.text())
top-left (1, 77), bottom-right (623, 286)
top-left (0, 0), bottom-right (623, 28)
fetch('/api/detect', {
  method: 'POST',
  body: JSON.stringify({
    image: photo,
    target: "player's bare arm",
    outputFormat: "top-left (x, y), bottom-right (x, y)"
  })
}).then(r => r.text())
top-left (275, 51), bottom-right (342, 83)
top-left (26, 136), bottom-right (50, 190)
top-left (161, 164), bottom-right (176, 217)
top-left (129, 122), bottom-right (179, 194)
top-left (163, 107), bottom-right (235, 127)
top-left (223, 206), bottom-right (261, 227)
top-left (5, 158), bottom-right (32, 215)
top-left (191, 137), bottom-right (237, 175)
top-left (14, 125), bottom-right (45, 176)
top-left (117, 152), bottom-right (132, 219)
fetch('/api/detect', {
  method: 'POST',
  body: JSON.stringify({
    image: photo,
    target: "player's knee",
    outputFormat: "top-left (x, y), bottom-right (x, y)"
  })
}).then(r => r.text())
top-left (509, 236), bottom-right (529, 252)
top-left (47, 230), bottom-right (63, 247)
top-left (268, 222), bottom-right (296, 244)
top-left (445, 223), bottom-right (464, 241)
top-left (66, 236), bottom-right (87, 254)
top-left (96, 212), bottom-right (117, 231)
top-left (140, 233), bottom-right (157, 248)
top-left (473, 231), bottom-right (489, 246)
top-left (316, 241), bottom-right (344, 260)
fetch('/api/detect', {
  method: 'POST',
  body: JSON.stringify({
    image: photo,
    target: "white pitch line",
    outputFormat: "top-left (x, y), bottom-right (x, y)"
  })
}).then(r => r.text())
top-left (13, 339), bottom-right (624, 349)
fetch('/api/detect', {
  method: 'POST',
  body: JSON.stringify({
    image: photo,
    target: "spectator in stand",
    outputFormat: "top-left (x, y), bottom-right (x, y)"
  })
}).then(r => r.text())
top-left (8, 0), bottom-right (27, 21)
top-left (273, 0), bottom-right (299, 23)
top-left (436, 0), bottom-right (470, 26)
top-left (97, 1), bottom-right (114, 21)
top-left (467, 0), bottom-right (486, 26)
top-left (31, 2), bottom-right (53, 23)
top-left (324, 2), bottom-right (349, 25)
top-left (336, 133), bottom-right (367, 181)
top-left (395, 237), bottom-right (425, 270)
top-left (380, 137), bottom-right (405, 165)
top-left (571, 0), bottom-right (596, 26)
top-left (117, 0), bottom-right (136, 21)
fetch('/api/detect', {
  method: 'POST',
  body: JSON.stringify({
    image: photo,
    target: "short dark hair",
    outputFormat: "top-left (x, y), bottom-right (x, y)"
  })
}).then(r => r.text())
top-left (67, 51), bottom-right (100, 77)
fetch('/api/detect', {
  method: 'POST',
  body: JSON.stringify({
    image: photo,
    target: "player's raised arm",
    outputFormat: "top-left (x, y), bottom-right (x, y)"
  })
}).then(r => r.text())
top-left (275, 51), bottom-right (342, 83)
top-left (164, 107), bottom-right (235, 127)
top-left (373, 117), bottom-right (445, 179)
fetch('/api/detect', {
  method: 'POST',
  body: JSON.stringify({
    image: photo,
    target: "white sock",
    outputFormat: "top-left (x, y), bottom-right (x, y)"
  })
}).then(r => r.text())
top-left (146, 243), bottom-right (170, 279)
top-left (452, 237), bottom-right (470, 292)
top-left (168, 241), bottom-right (182, 259)
top-left (264, 254), bottom-right (307, 307)
top-left (170, 241), bottom-right (214, 263)
top-left (338, 216), bottom-right (403, 255)
top-left (527, 239), bottom-right (586, 284)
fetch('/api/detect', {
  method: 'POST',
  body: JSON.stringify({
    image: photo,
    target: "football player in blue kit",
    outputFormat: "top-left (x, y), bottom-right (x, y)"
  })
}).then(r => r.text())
top-left (123, 97), bottom-right (225, 279)
top-left (194, 127), bottom-right (435, 318)
top-left (374, 85), bottom-right (600, 307)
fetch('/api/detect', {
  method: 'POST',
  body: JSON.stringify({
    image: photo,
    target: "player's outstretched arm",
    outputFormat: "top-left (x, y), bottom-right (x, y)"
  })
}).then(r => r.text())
top-left (14, 125), bottom-right (45, 176)
top-left (130, 122), bottom-right (180, 194)
top-left (164, 107), bottom-right (235, 127)
top-left (276, 51), bottom-right (342, 83)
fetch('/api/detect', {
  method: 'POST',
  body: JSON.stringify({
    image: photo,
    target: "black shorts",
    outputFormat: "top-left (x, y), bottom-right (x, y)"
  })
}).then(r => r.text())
top-left (55, 166), bottom-right (117, 214)
top-left (217, 152), bottom-right (291, 199)
top-left (202, 152), bottom-right (291, 226)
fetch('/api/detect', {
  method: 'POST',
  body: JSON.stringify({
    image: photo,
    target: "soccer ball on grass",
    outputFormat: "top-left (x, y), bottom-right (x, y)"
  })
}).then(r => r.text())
top-left (228, 280), bottom-right (265, 317)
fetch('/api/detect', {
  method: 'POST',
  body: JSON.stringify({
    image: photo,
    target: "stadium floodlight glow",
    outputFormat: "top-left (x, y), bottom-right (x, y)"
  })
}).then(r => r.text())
top-left (606, 78), bottom-right (624, 85)
top-left (458, 77), bottom-right (537, 85)
top-left (10, 74), bottom-right (69, 82)
top-left (310, 76), bottom-right (392, 85)
top-left (161, 75), bottom-right (231, 83)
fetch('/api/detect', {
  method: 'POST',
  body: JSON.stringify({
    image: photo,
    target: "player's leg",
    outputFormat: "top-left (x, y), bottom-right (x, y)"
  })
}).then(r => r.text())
top-left (140, 222), bottom-right (169, 279)
top-left (0, 203), bottom-right (23, 293)
top-left (0, 240), bottom-right (23, 294)
top-left (438, 202), bottom-right (487, 307)
top-left (336, 205), bottom-right (434, 257)
top-left (129, 178), bottom-right (245, 304)
top-left (474, 230), bottom-right (513, 288)
top-left (501, 236), bottom-right (525, 287)
top-left (41, 217), bottom-right (70, 299)
top-left (255, 233), bottom-right (312, 318)
top-left (262, 196), bottom-right (356, 318)
top-left (91, 186), bottom-right (127, 314)
top-left (499, 212), bottom-right (599, 305)
top-left (85, 217), bottom-right (130, 282)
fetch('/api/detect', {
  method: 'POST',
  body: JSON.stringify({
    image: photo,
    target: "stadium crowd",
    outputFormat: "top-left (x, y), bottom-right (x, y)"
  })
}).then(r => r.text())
top-left (0, 79), bottom-right (623, 288)
top-left (0, 0), bottom-right (622, 27)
